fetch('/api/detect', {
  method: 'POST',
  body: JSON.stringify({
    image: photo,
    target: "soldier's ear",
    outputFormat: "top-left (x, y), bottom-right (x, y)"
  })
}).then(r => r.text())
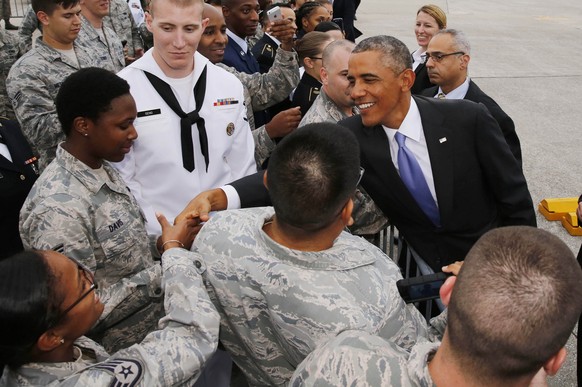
top-left (320, 66), bottom-right (328, 85)
top-left (72, 117), bottom-right (89, 137)
top-left (145, 11), bottom-right (153, 32)
top-left (37, 329), bottom-right (64, 352)
top-left (341, 198), bottom-right (354, 227)
top-left (37, 11), bottom-right (50, 26)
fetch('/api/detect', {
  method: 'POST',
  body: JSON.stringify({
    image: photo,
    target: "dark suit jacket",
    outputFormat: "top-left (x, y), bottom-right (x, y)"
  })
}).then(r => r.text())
top-left (411, 62), bottom-right (434, 95)
top-left (223, 38), bottom-right (261, 75)
top-left (421, 80), bottom-right (522, 165)
top-left (340, 96), bottom-right (535, 269)
top-left (222, 38), bottom-right (268, 126)
top-left (0, 119), bottom-right (39, 259)
top-left (251, 33), bottom-right (278, 74)
top-left (291, 72), bottom-right (321, 117)
top-left (230, 96), bottom-right (535, 269)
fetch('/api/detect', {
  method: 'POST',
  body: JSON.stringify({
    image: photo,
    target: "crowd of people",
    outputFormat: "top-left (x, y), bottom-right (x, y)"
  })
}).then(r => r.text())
top-left (0, 0), bottom-right (581, 386)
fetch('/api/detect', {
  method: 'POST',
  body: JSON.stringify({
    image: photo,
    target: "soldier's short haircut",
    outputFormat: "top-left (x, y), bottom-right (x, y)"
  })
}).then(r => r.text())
top-left (448, 226), bottom-right (582, 383)
top-left (32, 0), bottom-right (79, 15)
top-left (352, 35), bottom-right (412, 75)
top-left (56, 67), bottom-right (130, 136)
top-left (0, 250), bottom-right (62, 369)
top-left (321, 39), bottom-right (354, 68)
top-left (267, 122), bottom-right (360, 231)
top-left (149, 0), bottom-right (203, 17)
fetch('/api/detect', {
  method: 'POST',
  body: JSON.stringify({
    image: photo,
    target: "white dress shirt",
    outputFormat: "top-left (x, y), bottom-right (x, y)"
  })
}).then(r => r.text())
top-left (411, 48), bottom-right (425, 71)
top-left (227, 29), bottom-right (249, 53)
top-left (382, 98), bottom-right (438, 205)
top-left (435, 77), bottom-right (470, 100)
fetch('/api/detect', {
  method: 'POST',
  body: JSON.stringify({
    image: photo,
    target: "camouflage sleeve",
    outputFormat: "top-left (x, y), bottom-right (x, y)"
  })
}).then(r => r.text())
top-left (19, 197), bottom-right (162, 330)
top-left (137, 22), bottom-right (153, 50)
top-left (148, 234), bottom-right (161, 260)
top-left (245, 48), bottom-right (299, 112)
top-left (349, 186), bottom-right (390, 235)
top-left (290, 330), bottom-right (413, 387)
top-left (252, 124), bottom-right (275, 167)
top-left (17, 6), bottom-right (39, 54)
top-left (129, 9), bottom-right (143, 52)
top-left (0, 32), bottom-right (21, 119)
top-left (6, 62), bottom-right (62, 158)
top-left (60, 249), bottom-right (220, 386)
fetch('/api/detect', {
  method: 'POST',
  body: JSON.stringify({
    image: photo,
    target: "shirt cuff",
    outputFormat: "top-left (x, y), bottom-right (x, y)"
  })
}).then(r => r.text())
top-left (220, 185), bottom-right (241, 210)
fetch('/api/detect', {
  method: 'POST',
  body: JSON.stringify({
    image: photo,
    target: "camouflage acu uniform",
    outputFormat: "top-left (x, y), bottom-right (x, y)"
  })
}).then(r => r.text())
top-left (137, 22), bottom-right (153, 51)
top-left (0, 248), bottom-right (221, 386)
top-left (350, 186), bottom-right (390, 236)
top-left (217, 48), bottom-right (299, 166)
top-left (194, 207), bottom-right (429, 386)
top-left (6, 38), bottom-right (99, 171)
top-left (0, 28), bottom-right (21, 119)
top-left (299, 87), bottom-right (356, 127)
top-left (247, 23), bottom-right (263, 51)
top-left (77, 15), bottom-right (125, 72)
top-left (290, 331), bottom-right (439, 387)
top-left (17, 6), bottom-right (40, 54)
top-left (103, 0), bottom-right (143, 58)
top-left (20, 145), bottom-right (165, 352)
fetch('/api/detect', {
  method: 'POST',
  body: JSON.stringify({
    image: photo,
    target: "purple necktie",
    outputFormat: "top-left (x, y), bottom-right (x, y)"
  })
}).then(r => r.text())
top-left (395, 132), bottom-right (441, 226)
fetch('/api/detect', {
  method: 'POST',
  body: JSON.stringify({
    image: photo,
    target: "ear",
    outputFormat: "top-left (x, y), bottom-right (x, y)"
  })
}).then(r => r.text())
top-left (37, 11), bottom-right (50, 26)
top-left (37, 330), bottom-right (63, 352)
top-left (400, 68), bottom-right (415, 92)
top-left (320, 66), bottom-right (329, 85)
top-left (222, 5), bottom-right (230, 18)
top-left (460, 54), bottom-right (470, 70)
top-left (146, 11), bottom-right (153, 32)
top-left (202, 17), bottom-right (209, 30)
top-left (543, 347), bottom-right (567, 376)
top-left (304, 57), bottom-right (315, 69)
top-left (262, 170), bottom-right (269, 190)
top-left (72, 117), bottom-right (90, 137)
top-left (340, 198), bottom-right (354, 227)
top-left (439, 275), bottom-right (456, 307)
top-left (302, 18), bottom-right (309, 30)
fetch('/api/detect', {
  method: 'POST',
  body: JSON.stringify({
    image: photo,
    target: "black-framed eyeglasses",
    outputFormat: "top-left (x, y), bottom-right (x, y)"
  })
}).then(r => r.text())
top-left (310, 56), bottom-right (323, 60)
top-left (422, 51), bottom-right (465, 63)
top-left (59, 265), bottom-right (97, 317)
top-left (48, 245), bottom-right (98, 328)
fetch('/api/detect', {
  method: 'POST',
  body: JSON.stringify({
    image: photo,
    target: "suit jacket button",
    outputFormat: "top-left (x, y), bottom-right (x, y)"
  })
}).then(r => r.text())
top-left (20, 174), bottom-right (26, 180)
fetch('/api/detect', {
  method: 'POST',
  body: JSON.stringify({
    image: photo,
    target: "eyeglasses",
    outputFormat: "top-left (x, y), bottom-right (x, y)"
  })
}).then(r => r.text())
top-left (59, 264), bottom-right (97, 318)
top-left (310, 57), bottom-right (323, 60)
top-left (48, 247), bottom-right (98, 328)
top-left (422, 51), bottom-right (465, 63)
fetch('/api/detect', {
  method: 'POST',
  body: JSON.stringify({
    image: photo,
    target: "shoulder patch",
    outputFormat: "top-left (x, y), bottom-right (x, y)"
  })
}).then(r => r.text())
top-left (94, 359), bottom-right (144, 387)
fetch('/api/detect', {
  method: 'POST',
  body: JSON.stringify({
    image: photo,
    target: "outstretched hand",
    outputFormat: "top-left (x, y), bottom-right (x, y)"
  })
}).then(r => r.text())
top-left (157, 212), bottom-right (201, 251)
top-left (174, 188), bottom-right (228, 225)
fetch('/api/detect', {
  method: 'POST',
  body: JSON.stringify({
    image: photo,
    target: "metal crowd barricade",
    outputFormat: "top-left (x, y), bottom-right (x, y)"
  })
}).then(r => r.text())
top-left (367, 224), bottom-right (436, 322)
